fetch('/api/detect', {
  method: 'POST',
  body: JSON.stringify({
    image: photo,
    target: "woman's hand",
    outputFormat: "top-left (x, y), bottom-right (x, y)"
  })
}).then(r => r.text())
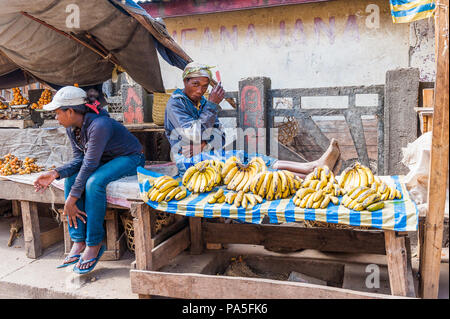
top-left (181, 141), bottom-right (207, 158)
top-left (64, 195), bottom-right (87, 229)
top-left (34, 170), bottom-right (59, 193)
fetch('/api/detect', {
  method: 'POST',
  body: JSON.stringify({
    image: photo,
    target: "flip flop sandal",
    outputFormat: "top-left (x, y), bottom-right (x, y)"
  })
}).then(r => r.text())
top-left (57, 254), bottom-right (81, 269)
top-left (73, 245), bottom-right (106, 275)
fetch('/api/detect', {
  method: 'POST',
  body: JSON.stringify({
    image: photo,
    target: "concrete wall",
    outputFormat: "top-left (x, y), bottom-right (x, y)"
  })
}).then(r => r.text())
top-left (157, 0), bottom-right (416, 92)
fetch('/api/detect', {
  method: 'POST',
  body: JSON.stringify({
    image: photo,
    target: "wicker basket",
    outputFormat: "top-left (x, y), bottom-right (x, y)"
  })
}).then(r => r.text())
top-left (152, 89), bottom-right (209, 126)
top-left (152, 92), bottom-right (172, 126)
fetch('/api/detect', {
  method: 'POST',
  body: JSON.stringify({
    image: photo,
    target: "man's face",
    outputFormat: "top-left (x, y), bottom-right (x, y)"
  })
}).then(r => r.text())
top-left (55, 108), bottom-right (74, 128)
top-left (87, 88), bottom-right (99, 103)
top-left (183, 77), bottom-right (209, 103)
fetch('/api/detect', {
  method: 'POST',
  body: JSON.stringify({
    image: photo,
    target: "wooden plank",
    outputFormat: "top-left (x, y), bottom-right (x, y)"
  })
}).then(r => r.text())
top-left (153, 216), bottom-right (189, 247)
top-left (203, 222), bottom-right (387, 255)
top-left (11, 200), bottom-right (20, 217)
top-left (40, 225), bottom-right (63, 249)
top-left (62, 219), bottom-right (72, 255)
top-left (420, 0), bottom-right (449, 299)
top-left (189, 217), bottom-right (203, 255)
top-left (20, 201), bottom-right (42, 259)
top-left (105, 209), bottom-right (119, 251)
top-left (152, 227), bottom-right (190, 271)
top-left (130, 269), bottom-right (405, 299)
top-left (0, 120), bottom-right (34, 129)
top-left (422, 88), bottom-right (434, 108)
top-left (384, 230), bottom-right (414, 297)
top-left (131, 202), bottom-right (154, 270)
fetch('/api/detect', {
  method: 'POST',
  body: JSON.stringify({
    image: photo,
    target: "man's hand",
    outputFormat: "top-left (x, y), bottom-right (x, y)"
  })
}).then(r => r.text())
top-left (63, 195), bottom-right (87, 229)
top-left (182, 141), bottom-right (208, 158)
top-left (34, 170), bottom-right (59, 193)
top-left (208, 82), bottom-right (225, 105)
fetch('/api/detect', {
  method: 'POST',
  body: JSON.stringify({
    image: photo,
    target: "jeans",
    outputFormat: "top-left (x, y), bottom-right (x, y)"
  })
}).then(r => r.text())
top-left (64, 153), bottom-right (145, 246)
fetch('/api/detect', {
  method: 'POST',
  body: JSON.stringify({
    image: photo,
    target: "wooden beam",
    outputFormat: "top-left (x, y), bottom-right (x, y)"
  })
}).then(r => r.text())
top-left (130, 270), bottom-right (406, 299)
top-left (189, 217), bottom-right (204, 254)
top-left (203, 222), bottom-right (387, 255)
top-left (420, 0), bottom-right (449, 299)
top-left (151, 227), bottom-right (190, 271)
top-left (131, 202), bottom-right (154, 271)
top-left (384, 230), bottom-right (415, 297)
top-left (20, 201), bottom-right (42, 259)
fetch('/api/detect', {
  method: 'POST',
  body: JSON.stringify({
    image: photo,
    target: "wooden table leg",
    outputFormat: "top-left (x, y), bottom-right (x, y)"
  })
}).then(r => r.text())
top-left (12, 200), bottom-right (21, 217)
top-left (20, 201), bottom-right (42, 259)
top-left (62, 219), bottom-right (73, 256)
top-left (131, 202), bottom-right (154, 271)
top-left (384, 230), bottom-right (415, 297)
top-left (189, 217), bottom-right (203, 255)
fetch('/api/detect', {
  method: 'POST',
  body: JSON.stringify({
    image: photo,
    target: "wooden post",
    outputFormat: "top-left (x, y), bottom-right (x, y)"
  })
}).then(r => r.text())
top-left (419, 0), bottom-right (449, 299)
top-left (384, 231), bottom-right (415, 297)
top-left (189, 217), bottom-right (203, 254)
top-left (20, 201), bottom-right (42, 259)
top-left (130, 202), bottom-right (154, 299)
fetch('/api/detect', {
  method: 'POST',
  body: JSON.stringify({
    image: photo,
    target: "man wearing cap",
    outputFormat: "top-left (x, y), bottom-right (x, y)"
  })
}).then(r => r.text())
top-left (164, 62), bottom-right (226, 160)
top-left (33, 86), bottom-right (144, 274)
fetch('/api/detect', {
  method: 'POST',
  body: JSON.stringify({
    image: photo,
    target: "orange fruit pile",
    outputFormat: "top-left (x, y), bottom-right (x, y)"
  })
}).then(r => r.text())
top-left (0, 101), bottom-right (8, 110)
top-left (0, 154), bottom-right (43, 176)
top-left (32, 89), bottom-right (53, 110)
top-left (9, 88), bottom-right (29, 106)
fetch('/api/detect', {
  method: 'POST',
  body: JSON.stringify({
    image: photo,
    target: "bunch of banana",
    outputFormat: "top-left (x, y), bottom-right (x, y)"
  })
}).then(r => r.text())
top-left (250, 170), bottom-right (302, 200)
top-left (201, 159), bottom-right (224, 175)
top-left (301, 166), bottom-right (344, 197)
top-left (341, 186), bottom-right (384, 211)
top-left (224, 190), bottom-right (264, 209)
top-left (338, 162), bottom-right (376, 191)
top-left (147, 176), bottom-right (187, 202)
top-left (293, 188), bottom-right (340, 209)
top-left (371, 177), bottom-right (403, 201)
top-left (221, 156), bottom-right (267, 192)
top-left (182, 161), bottom-right (222, 193)
top-left (207, 188), bottom-right (226, 204)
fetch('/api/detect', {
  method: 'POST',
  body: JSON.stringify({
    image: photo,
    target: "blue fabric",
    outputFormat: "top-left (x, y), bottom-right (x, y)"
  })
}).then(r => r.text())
top-left (56, 110), bottom-right (143, 198)
top-left (164, 89), bottom-right (225, 151)
top-left (64, 153), bottom-right (145, 246)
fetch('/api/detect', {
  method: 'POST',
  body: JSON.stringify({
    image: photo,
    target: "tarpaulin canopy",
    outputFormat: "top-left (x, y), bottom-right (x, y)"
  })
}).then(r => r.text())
top-left (0, 0), bottom-right (191, 91)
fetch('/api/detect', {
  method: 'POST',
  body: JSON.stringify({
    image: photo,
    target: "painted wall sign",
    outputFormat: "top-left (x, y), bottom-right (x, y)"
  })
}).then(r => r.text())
top-left (141, 0), bottom-right (331, 18)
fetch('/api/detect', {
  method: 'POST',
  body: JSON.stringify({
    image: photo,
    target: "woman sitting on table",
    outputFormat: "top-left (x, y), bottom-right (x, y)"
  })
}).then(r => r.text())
top-left (34, 86), bottom-right (144, 274)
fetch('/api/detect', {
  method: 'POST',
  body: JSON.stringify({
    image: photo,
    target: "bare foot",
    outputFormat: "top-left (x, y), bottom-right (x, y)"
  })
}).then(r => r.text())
top-left (77, 244), bottom-right (102, 270)
top-left (62, 242), bottom-right (85, 265)
top-left (317, 138), bottom-right (341, 170)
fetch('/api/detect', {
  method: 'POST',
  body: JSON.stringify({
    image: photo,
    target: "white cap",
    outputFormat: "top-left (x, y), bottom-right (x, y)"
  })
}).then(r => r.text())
top-left (43, 86), bottom-right (87, 111)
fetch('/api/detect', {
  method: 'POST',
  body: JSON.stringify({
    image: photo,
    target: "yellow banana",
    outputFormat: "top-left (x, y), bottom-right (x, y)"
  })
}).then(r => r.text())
top-left (293, 176), bottom-right (303, 190)
top-left (330, 196), bottom-right (339, 205)
top-left (300, 193), bottom-right (313, 208)
top-left (182, 166), bottom-right (197, 186)
top-left (271, 171), bottom-right (280, 194)
top-left (278, 170), bottom-right (288, 193)
top-left (362, 165), bottom-right (375, 185)
top-left (254, 194), bottom-right (263, 204)
top-left (154, 176), bottom-right (172, 189)
top-left (320, 195), bottom-right (331, 209)
top-left (208, 194), bottom-right (217, 204)
top-left (361, 194), bottom-right (380, 208)
top-left (229, 169), bottom-right (245, 190)
top-left (194, 173), bottom-right (204, 193)
top-left (297, 188), bottom-right (315, 200)
top-left (348, 199), bottom-right (360, 210)
top-left (342, 194), bottom-right (353, 206)
top-left (265, 175), bottom-right (276, 201)
top-left (235, 191), bottom-right (245, 207)
top-left (174, 187), bottom-right (187, 200)
top-left (353, 203), bottom-right (365, 211)
top-left (274, 174), bottom-right (283, 200)
top-left (313, 189), bottom-right (324, 202)
top-left (395, 189), bottom-right (402, 199)
top-left (216, 195), bottom-right (226, 204)
top-left (338, 166), bottom-right (353, 188)
top-left (312, 199), bottom-right (323, 209)
top-left (315, 179), bottom-right (328, 191)
top-left (156, 186), bottom-right (175, 202)
top-left (259, 172), bottom-right (273, 197)
top-left (241, 194), bottom-right (248, 208)
top-left (304, 171), bottom-right (315, 182)
top-left (246, 193), bottom-right (256, 207)
top-left (367, 201), bottom-right (385, 211)
top-left (349, 187), bottom-right (369, 200)
top-left (380, 189), bottom-right (390, 201)
top-left (388, 186), bottom-right (397, 200)
top-left (148, 187), bottom-right (159, 201)
top-left (226, 192), bottom-right (237, 205)
top-left (224, 166), bottom-right (239, 185)
top-left (222, 161), bottom-right (237, 179)
top-left (213, 188), bottom-right (224, 199)
top-left (235, 170), bottom-right (248, 192)
top-left (159, 179), bottom-right (179, 193)
top-left (187, 171), bottom-right (199, 191)
top-left (283, 170), bottom-right (296, 194)
top-left (309, 180), bottom-right (319, 189)
top-left (356, 189), bottom-right (376, 203)
top-left (378, 182), bottom-right (388, 194)
top-left (306, 192), bottom-right (316, 208)
top-left (357, 168), bottom-right (369, 187)
top-left (165, 186), bottom-right (183, 201)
